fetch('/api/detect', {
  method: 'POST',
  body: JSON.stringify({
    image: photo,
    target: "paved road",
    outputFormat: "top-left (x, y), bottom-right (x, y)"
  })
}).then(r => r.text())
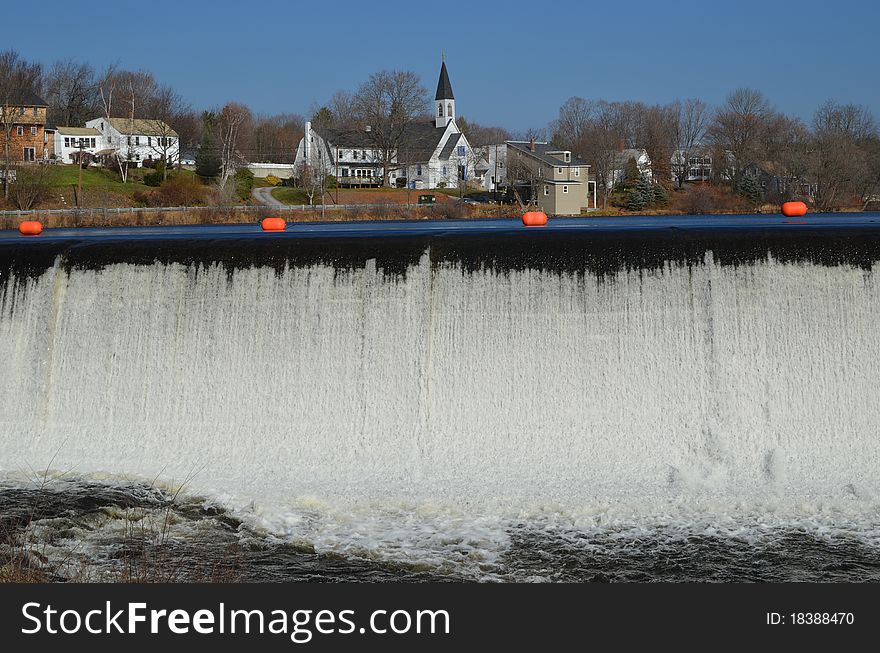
top-left (252, 186), bottom-right (288, 209)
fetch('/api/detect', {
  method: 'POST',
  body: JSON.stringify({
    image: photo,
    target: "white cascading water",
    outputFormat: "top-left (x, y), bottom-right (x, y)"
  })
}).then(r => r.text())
top-left (2, 254), bottom-right (880, 569)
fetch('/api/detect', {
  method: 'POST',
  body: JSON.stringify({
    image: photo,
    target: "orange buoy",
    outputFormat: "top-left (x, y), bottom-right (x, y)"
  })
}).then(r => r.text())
top-left (781, 201), bottom-right (807, 217)
top-left (522, 211), bottom-right (548, 227)
top-left (261, 217), bottom-right (286, 232)
top-left (19, 221), bottom-right (43, 236)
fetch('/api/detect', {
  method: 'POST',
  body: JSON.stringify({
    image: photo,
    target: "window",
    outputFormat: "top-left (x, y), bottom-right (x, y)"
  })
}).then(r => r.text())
top-left (417, 165), bottom-right (422, 176)
top-left (564, 152), bottom-right (570, 162)
top-left (23, 147), bottom-right (35, 162)
top-left (33, 107), bottom-right (38, 116)
top-left (17, 126), bottom-right (23, 136)
top-left (543, 185), bottom-right (549, 196)
top-left (64, 138), bottom-right (70, 147)
top-left (563, 185), bottom-right (569, 193)
top-left (362, 150), bottom-right (366, 159)
top-left (91, 138), bottom-right (96, 147)
top-left (342, 168), bottom-right (348, 176)
top-left (127, 136), bottom-right (131, 146)
top-left (31, 126), bottom-right (37, 136)
top-left (338, 149), bottom-right (343, 159)
top-left (438, 104), bottom-right (443, 117)
top-left (447, 102), bottom-right (452, 116)
top-left (148, 137), bottom-right (152, 146)
top-left (101, 122), bottom-right (104, 130)
top-left (18, 107), bottom-right (25, 115)
top-left (456, 145), bottom-right (465, 156)
top-left (558, 167), bottom-right (563, 174)
top-left (575, 167), bottom-right (580, 177)
top-left (135, 136), bottom-right (140, 146)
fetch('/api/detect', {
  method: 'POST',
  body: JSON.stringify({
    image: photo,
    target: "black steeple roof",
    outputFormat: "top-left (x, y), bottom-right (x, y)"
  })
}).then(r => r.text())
top-left (434, 61), bottom-right (454, 101)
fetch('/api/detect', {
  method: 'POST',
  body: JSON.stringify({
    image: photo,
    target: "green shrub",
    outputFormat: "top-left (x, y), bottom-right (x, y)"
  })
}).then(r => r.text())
top-left (234, 168), bottom-right (255, 200)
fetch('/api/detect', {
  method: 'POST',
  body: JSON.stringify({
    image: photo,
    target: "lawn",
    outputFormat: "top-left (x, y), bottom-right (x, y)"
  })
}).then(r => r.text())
top-left (45, 164), bottom-right (149, 197)
top-left (271, 187), bottom-right (313, 204)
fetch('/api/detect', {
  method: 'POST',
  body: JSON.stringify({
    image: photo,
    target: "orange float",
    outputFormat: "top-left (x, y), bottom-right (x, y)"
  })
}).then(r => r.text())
top-left (261, 217), bottom-right (286, 232)
top-left (781, 201), bottom-right (807, 217)
top-left (522, 211), bottom-right (548, 227)
top-left (18, 221), bottom-right (43, 236)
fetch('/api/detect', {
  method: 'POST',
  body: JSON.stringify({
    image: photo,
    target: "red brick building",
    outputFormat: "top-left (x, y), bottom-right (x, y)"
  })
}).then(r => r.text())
top-left (1, 91), bottom-right (50, 162)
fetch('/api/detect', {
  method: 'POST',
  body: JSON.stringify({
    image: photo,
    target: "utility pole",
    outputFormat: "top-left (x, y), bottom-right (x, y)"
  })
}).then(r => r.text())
top-left (76, 138), bottom-right (87, 208)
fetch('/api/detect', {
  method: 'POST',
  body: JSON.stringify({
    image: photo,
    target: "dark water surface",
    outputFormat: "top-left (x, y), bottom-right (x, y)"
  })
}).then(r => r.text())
top-left (3, 481), bottom-right (879, 583)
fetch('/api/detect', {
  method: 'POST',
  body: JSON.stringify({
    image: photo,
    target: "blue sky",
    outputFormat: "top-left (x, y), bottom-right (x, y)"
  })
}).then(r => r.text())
top-left (9, 0), bottom-right (879, 132)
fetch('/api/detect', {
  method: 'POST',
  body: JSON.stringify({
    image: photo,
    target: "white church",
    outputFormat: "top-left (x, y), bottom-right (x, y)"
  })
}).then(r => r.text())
top-left (293, 59), bottom-right (475, 190)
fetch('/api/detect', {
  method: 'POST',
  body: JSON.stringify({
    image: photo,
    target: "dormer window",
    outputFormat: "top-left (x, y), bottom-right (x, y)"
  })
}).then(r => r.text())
top-left (564, 152), bottom-right (570, 162)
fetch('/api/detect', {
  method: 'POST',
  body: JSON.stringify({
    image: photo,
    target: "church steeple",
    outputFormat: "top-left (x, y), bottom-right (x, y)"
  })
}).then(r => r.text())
top-left (434, 58), bottom-right (455, 128)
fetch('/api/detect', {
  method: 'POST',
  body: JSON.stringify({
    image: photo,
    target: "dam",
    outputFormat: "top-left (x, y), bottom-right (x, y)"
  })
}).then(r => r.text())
top-left (2, 215), bottom-right (880, 581)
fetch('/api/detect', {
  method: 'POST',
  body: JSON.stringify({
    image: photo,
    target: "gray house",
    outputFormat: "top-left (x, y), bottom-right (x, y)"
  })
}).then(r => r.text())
top-left (505, 139), bottom-right (596, 215)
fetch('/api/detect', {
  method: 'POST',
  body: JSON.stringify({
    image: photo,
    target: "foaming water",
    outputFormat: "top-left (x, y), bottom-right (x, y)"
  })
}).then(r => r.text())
top-left (2, 250), bottom-right (880, 578)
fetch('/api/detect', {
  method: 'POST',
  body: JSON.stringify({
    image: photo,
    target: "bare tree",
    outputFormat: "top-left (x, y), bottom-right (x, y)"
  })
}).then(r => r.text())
top-left (707, 88), bottom-right (774, 184)
top-left (143, 85), bottom-right (188, 180)
top-left (353, 70), bottom-right (428, 186)
top-left (0, 50), bottom-right (43, 199)
top-left (671, 98), bottom-right (709, 188)
top-left (456, 116), bottom-right (512, 147)
top-left (811, 101), bottom-right (878, 210)
top-left (44, 59), bottom-right (99, 127)
top-left (580, 101), bottom-right (621, 209)
top-left (250, 113), bottom-right (304, 163)
top-left (217, 102), bottom-right (252, 189)
top-left (549, 97), bottom-right (596, 149)
top-left (10, 163), bottom-right (50, 209)
top-left (97, 67), bottom-right (138, 182)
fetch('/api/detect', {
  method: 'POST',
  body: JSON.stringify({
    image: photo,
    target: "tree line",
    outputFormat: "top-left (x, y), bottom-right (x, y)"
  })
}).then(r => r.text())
top-left (549, 90), bottom-right (880, 210)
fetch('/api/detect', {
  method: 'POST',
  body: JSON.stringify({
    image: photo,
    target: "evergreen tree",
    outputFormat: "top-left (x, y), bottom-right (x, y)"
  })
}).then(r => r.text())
top-left (622, 156), bottom-right (640, 190)
top-left (738, 172), bottom-right (762, 206)
top-left (626, 187), bottom-right (646, 211)
top-left (196, 114), bottom-right (221, 181)
top-left (626, 175), bottom-right (656, 211)
top-left (635, 175), bottom-right (654, 204)
top-left (652, 182), bottom-right (668, 206)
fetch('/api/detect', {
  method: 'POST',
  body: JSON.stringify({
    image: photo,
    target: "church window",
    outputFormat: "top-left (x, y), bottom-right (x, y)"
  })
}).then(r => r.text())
top-left (447, 103), bottom-right (452, 116)
top-left (438, 104), bottom-right (443, 117)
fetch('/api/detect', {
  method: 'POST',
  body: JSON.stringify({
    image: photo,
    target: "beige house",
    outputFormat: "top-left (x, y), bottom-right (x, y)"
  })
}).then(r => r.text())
top-left (506, 139), bottom-right (596, 215)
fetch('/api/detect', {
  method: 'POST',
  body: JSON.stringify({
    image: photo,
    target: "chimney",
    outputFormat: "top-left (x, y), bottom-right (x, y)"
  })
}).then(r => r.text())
top-left (529, 137), bottom-right (536, 152)
top-left (304, 121), bottom-right (312, 162)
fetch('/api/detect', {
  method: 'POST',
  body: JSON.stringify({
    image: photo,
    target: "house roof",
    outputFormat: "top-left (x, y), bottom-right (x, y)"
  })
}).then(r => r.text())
top-left (506, 141), bottom-right (588, 167)
top-left (314, 119), bottom-right (452, 165)
top-left (437, 133), bottom-right (462, 160)
top-left (320, 127), bottom-right (379, 148)
top-left (435, 61), bottom-right (454, 100)
top-left (56, 126), bottom-right (101, 136)
top-left (398, 120), bottom-right (449, 163)
top-left (2, 90), bottom-right (48, 107)
top-left (105, 117), bottom-right (178, 137)
top-left (613, 148), bottom-right (649, 166)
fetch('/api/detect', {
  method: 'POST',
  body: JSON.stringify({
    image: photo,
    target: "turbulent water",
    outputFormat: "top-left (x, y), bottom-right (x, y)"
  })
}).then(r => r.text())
top-left (2, 231), bottom-right (880, 581)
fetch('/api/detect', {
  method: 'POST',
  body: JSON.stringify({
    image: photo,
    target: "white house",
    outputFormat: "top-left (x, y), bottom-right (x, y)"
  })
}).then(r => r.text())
top-left (293, 59), bottom-right (476, 190)
top-left (85, 117), bottom-right (180, 168)
top-left (54, 127), bottom-right (103, 163)
top-left (473, 143), bottom-right (507, 192)
top-left (607, 148), bottom-right (652, 189)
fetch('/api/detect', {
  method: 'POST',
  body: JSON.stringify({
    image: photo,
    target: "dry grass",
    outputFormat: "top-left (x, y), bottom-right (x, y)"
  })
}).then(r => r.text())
top-left (0, 202), bottom-right (511, 230)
